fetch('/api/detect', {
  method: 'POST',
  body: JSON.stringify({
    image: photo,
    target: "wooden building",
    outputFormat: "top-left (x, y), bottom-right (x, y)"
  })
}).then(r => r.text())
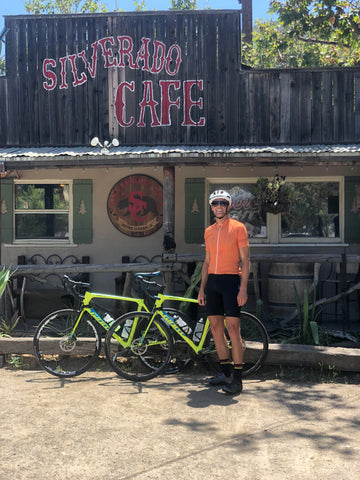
top-left (0, 11), bottom-right (359, 325)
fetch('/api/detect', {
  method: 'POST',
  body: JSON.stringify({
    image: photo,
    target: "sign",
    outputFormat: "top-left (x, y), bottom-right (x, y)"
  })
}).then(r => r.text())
top-left (107, 175), bottom-right (163, 237)
top-left (42, 34), bottom-right (205, 129)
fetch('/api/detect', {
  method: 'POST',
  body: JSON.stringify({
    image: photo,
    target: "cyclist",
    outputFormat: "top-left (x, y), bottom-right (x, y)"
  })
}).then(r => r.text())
top-left (198, 190), bottom-right (250, 395)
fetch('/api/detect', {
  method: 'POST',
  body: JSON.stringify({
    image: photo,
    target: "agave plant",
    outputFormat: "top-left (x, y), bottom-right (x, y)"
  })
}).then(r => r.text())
top-left (294, 285), bottom-right (321, 345)
top-left (0, 266), bottom-right (20, 336)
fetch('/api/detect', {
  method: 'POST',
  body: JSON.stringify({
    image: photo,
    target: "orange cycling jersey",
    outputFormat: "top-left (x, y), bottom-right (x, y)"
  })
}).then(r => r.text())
top-left (204, 218), bottom-right (249, 275)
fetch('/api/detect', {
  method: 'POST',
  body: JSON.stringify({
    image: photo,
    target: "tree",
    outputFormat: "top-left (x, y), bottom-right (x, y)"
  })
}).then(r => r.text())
top-left (170, 0), bottom-right (197, 9)
top-left (270, 0), bottom-right (360, 49)
top-left (242, 18), bottom-right (360, 68)
top-left (243, 1), bottom-right (360, 68)
top-left (24, 0), bottom-right (107, 14)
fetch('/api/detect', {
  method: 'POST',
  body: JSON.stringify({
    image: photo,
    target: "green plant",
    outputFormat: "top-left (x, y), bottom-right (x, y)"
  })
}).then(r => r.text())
top-left (0, 311), bottom-right (20, 337)
top-left (319, 363), bottom-right (340, 383)
top-left (294, 285), bottom-right (321, 345)
top-left (6, 355), bottom-right (29, 370)
top-left (0, 266), bottom-right (11, 298)
top-left (0, 266), bottom-right (19, 336)
top-left (179, 262), bottom-right (203, 312)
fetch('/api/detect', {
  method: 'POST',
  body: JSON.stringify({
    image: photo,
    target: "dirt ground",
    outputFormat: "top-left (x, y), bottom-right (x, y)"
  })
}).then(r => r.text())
top-left (1, 366), bottom-right (359, 480)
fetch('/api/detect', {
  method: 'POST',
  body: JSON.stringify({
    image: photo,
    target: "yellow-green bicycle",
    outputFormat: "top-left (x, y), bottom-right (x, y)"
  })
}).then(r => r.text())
top-left (33, 275), bottom-right (151, 377)
top-left (104, 273), bottom-right (269, 382)
top-left (33, 273), bottom-right (269, 381)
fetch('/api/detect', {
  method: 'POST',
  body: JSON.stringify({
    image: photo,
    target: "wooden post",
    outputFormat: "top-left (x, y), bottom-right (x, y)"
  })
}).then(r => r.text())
top-left (163, 166), bottom-right (175, 294)
top-left (240, 0), bottom-right (253, 46)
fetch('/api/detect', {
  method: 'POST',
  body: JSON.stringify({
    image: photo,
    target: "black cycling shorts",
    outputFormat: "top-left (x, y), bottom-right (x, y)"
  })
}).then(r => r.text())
top-left (205, 274), bottom-right (241, 318)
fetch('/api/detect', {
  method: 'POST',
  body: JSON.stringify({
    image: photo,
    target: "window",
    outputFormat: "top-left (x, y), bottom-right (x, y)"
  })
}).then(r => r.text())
top-left (209, 177), bottom-right (343, 243)
top-left (1, 179), bottom-right (92, 244)
top-left (14, 183), bottom-right (71, 241)
top-left (281, 181), bottom-right (340, 240)
top-left (209, 182), bottom-right (266, 239)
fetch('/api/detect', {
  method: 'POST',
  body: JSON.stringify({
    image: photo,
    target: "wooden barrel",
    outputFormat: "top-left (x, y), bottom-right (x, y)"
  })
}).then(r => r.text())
top-left (268, 263), bottom-right (314, 321)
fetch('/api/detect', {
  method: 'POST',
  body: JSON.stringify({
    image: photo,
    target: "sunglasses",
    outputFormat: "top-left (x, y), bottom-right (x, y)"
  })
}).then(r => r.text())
top-left (211, 201), bottom-right (229, 207)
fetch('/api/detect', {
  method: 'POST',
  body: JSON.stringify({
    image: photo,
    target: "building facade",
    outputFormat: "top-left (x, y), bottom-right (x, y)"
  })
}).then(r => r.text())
top-left (1, 11), bottom-right (359, 323)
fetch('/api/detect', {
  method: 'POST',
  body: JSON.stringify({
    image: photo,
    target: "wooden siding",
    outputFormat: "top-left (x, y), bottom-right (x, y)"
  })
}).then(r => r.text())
top-left (1, 12), bottom-right (360, 147)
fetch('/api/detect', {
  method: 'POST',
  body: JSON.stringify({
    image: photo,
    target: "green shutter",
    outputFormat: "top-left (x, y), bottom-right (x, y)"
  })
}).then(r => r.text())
top-left (344, 176), bottom-right (360, 243)
top-left (185, 178), bottom-right (205, 244)
top-left (73, 179), bottom-right (92, 244)
top-left (1, 179), bottom-right (13, 243)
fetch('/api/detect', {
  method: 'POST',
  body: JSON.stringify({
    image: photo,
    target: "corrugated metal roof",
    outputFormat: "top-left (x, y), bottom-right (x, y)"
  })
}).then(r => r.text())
top-left (1, 144), bottom-right (360, 159)
top-left (1, 144), bottom-right (360, 169)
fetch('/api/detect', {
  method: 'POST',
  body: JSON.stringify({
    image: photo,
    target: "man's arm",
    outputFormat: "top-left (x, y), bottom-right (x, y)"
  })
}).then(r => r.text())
top-left (237, 245), bottom-right (250, 306)
top-left (197, 250), bottom-right (210, 306)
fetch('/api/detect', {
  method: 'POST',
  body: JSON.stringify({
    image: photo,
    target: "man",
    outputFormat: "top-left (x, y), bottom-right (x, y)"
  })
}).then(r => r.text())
top-left (198, 190), bottom-right (250, 395)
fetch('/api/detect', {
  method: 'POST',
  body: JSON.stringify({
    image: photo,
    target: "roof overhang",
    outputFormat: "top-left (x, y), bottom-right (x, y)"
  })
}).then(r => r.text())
top-left (1, 144), bottom-right (360, 169)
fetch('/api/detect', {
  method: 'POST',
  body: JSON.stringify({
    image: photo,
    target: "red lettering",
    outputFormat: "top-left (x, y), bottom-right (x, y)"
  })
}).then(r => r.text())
top-left (137, 81), bottom-right (161, 127)
top-left (98, 37), bottom-right (117, 68)
top-left (118, 36), bottom-right (136, 69)
top-left (159, 80), bottom-right (181, 126)
top-left (135, 37), bottom-right (151, 72)
top-left (68, 54), bottom-right (87, 87)
top-left (115, 81), bottom-right (135, 127)
top-left (59, 57), bottom-right (68, 89)
top-left (42, 59), bottom-right (57, 91)
top-left (165, 44), bottom-right (182, 76)
top-left (182, 80), bottom-right (205, 127)
top-left (150, 40), bottom-right (166, 74)
top-left (78, 41), bottom-right (99, 78)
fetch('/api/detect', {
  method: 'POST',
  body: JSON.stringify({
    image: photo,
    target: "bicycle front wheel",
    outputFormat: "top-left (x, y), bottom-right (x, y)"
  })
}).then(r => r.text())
top-left (205, 311), bottom-right (269, 378)
top-left (105, 311), bottom-right (173, 381)
top-left (33, 309), bottom-right (101, 377)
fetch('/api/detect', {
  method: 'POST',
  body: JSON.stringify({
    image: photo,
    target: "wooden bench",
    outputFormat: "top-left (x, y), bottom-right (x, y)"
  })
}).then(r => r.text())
top-left (7, 254), bottom-right (89, 321)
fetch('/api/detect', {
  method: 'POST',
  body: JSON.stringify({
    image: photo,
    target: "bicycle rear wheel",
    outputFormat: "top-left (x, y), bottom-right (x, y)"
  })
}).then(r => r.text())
top-left (105, 311), bottom-right (173, 381)
top-left (33, 309), bottom-right (101, 377)
top-left (204, 312), bottom-right (269, 378)
top-left (162, 308), bottom-right (194, 374)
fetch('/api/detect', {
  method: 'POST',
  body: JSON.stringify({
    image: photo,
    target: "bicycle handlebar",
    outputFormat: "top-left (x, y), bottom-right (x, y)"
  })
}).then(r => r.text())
top-left (63, 274), bottom-right (90, 297)
top-left (133, 272), bottom-right (164, 298)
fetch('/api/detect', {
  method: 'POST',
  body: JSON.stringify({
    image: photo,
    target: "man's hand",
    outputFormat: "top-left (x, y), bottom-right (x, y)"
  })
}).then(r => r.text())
top-left (197, 289), bottom-right (206, 306)
top-left (237, 288), bottom-right (248, 307)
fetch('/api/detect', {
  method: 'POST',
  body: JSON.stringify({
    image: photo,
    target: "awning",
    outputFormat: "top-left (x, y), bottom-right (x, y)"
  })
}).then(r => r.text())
top-left (1, 144), bottom-right (360, 169)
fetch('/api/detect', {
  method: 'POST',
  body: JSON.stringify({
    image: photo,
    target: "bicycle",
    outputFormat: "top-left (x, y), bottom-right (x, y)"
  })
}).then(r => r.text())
top-left (33, 275), bottom-right (151, 377)
top-left (104, 273), bottom-right (269, 382)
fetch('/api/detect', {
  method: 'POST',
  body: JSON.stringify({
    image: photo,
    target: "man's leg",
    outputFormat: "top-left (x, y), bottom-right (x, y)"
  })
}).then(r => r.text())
top-left (225, 317), bottom-right (243, 364)
top-left (206, 315), bottom-right (232, 385)
top-left (222, 316), bottom-right (243, 395)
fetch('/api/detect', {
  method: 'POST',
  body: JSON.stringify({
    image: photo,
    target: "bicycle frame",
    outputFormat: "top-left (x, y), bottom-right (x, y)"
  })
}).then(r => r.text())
top-left (153, 294), bottom-right (212, 354)
top-left (72, 291), bottom-right (149, 335)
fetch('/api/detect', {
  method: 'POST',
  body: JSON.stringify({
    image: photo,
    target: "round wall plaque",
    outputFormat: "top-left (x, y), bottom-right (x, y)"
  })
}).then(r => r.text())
top-left (107, 174), bottom-right (163, 237)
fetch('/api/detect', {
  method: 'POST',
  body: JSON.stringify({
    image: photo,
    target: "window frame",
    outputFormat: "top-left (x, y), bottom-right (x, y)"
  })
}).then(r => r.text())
top-left (13, 180), bottom-right (74, 245)
top-left (207, 176), bottom-right (344, 244)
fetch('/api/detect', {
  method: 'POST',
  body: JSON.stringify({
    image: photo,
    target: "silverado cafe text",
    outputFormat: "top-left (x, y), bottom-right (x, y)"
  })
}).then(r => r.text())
top-left (0, 10), bottom-right (359, 328)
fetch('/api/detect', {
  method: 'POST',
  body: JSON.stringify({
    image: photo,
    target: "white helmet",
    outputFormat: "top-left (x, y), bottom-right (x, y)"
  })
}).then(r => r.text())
top-left (209, 190), bottom-right (232, 207)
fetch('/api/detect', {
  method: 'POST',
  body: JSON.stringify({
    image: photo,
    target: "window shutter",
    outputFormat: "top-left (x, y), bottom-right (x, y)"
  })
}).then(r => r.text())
top-left (1, 179), bottom-right (13, 243)
top-left (73, 179), bottom-right (92, 244)
top-left (185, 178), bottom-right (205, 244)
top-left (344, 176), bottom-right (360, 243)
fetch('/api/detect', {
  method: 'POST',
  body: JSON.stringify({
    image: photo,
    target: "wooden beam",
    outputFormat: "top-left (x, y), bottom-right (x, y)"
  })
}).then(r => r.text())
top-left (1, 338), bottom-right (359, 372)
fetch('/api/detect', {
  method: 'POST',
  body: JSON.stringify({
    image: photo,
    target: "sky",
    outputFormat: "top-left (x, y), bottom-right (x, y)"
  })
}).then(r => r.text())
top-left (0, 0), bottom-right (272, 35)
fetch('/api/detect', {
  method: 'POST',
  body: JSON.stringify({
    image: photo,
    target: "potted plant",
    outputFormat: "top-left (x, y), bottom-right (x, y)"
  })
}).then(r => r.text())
top-left (254, 174), bottom-right (291, 214)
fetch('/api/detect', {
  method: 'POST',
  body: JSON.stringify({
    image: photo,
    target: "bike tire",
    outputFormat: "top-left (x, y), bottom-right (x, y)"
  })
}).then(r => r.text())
top-left (204, 311), bottom-right (269, 378)
top-left (161, 308), bottom-right (194, 374)
top-left (33, 309), bottom-right (101, 378)
top-left (105, 311), bottom-right (174, 382)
